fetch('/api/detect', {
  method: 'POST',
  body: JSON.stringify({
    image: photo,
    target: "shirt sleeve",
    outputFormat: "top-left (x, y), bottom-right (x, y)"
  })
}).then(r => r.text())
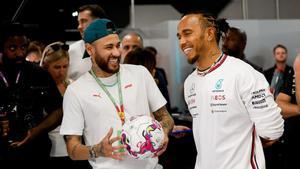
top-left (239, 68), bottom-right (284, 140)
top-left (60, 86), bottom-right (84, 136)
top-left (141, 66), bottom-right (167, 113)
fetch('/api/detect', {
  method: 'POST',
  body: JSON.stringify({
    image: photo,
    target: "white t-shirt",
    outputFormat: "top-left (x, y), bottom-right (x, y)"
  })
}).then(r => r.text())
top-left (184, 55), bottom-right (284, 169)
top-left (60, 64), bottom-right (167, 169)
top-left (67, 40), bottom-right (92, 80)
top-left (48, 125), bottom-right (67, 157)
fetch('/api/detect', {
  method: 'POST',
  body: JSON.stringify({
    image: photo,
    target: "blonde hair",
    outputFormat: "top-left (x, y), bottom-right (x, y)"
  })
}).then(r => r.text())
top-left (40, 41), bottom-right (69, 69)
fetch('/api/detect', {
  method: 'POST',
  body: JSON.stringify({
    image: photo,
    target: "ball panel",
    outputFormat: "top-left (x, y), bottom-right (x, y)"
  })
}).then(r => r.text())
top-left (121, 115), bottom-right (164, 159)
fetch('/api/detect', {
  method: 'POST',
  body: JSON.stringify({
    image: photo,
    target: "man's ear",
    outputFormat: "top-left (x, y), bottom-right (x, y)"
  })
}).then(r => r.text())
top-left (85, 43), bottom-right (94, 56)
top-left (206, 27), bottom-right (216, 42)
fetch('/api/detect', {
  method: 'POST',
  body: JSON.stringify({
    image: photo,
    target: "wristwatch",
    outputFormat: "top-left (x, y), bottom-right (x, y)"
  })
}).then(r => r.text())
top-left (88, 145), bottom-right (97, 161)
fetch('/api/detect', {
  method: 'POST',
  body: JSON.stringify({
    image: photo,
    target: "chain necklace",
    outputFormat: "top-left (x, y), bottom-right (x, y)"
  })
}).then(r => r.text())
top-left (197, 53), bottom-right (226, 76)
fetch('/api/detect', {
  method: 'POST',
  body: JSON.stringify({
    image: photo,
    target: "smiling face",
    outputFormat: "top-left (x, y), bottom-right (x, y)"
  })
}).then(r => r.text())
top-left (87, 34), bottom-right (121, 77)
top-left (177, 14), bottom-right (207, 64)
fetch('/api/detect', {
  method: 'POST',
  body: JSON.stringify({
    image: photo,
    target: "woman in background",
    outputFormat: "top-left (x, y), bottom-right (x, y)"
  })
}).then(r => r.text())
top-left (40, 41), bottom-right (91, 169)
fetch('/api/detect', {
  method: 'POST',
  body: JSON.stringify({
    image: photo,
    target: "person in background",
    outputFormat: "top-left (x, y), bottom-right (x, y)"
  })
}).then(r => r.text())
top-left (222, 27), bottom-right (263, 72)
top-left (60, 19), bottom-right (174, 169)
top-left (144, 46), bottom-right (171, 112)
top-left (0, 23), bottom-right (63, 169)
top-left (120, 32), bottom-right (143, 63)
top-left (40, 42), bottom-right (71, 95)
top-left (40, 41), bottom-right (91, 169)
top-left (263, 44), bottom-right (293, 169)
top-left (68, 4), bottom-right (107, 80)
top-left (26, 40), bottom-right (45, 64)
top-left (177, 11), bottom-right (283, 169)
top-left (275, 53), bottom-right (300, 169)
top-left (264, 44), bottom-right (293, 99)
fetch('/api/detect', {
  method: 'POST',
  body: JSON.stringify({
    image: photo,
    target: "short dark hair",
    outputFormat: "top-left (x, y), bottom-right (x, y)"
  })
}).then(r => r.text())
top-left (182, 11), bottom-right (230, 43)
top-left (0, 22), bottom-right (28, 51)
top-left (228, 27), bottom-right (247, 45)
top-left (78, 4), bottom-right (107, 19)
top-left (145, 46), bottom-right (157, 55)
top-left (124, 48), bottom-right (156, 73)
top-left (273, 44), bottom-right (287, 54)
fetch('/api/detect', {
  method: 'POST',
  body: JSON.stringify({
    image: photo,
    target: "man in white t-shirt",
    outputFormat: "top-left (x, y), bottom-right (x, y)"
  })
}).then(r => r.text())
top-left (68, 4), bottom-right (107, 80)
top-left (177, 11), bottom-right (284, 169)
top-left (60, 19), bottom-right (174, 169)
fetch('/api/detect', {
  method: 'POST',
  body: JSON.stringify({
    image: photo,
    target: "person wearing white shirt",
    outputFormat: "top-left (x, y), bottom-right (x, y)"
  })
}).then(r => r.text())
top-left (60, 19), bottom-right (174, 169)
top-left (177, 11), bottom-right (284, 169)
top-left (68, 4), bottom-right (107, 80)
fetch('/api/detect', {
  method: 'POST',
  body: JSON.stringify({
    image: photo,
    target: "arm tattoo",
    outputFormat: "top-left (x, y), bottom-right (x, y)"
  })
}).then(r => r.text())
top-left (65, 135), bottom-right (82, 159)
top-left (153, 106), bottom-right (175, 134)
top-left (72, 143), bottom-right (81, 158)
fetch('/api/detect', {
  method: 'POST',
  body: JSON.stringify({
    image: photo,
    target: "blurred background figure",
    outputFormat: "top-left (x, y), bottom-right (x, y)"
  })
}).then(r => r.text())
top-left (0, 22), bottom-right (63, 169)
top-left (124, 47), bottom-right (171, 111)
top-left (40, 41), bottom-right (91, 169)
top-left (274, 54), bottom-right (299, 169)
top-left (26, 40), bottom-right (45, 64)
top-left (145, 46), bottom-right (171, 112)
top-left (68, 4), bottom-right (107, 80)
top-left (222, 27), bottom-right (263, 72)
top-left (264, 44), bottom-right (293, 99)
top-left (121, 32), bottom-right (143, 63)
top-left (40, 41), bottom-right (71, 166)
top-left (40, 42), bottom-right (71, 95)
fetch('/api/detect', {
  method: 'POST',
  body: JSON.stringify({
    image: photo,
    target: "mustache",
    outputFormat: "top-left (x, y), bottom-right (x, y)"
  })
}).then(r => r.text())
top-left (108, 56), bottom-right (121, 61)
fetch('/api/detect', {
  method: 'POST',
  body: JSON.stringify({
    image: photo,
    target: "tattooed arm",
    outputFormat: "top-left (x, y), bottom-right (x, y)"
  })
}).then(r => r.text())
top-left (65, 135), bottom-right (89, 160)
top-left (152, 106), bottom-right (174, 156)
top-left (153, 105), bottom-right (175, 135)
top-left (65, 128), bottom-right (125, 160)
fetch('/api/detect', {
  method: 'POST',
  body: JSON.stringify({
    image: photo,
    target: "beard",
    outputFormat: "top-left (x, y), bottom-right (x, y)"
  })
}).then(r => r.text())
top-left (2, 55), bottom-right (25, 70)
top-left (95, 55), bottom-right (120, 74)
top-left (188, 54), bottom-right (200, 64)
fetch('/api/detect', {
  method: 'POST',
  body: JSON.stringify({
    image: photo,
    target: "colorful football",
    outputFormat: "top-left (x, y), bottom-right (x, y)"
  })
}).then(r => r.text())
top-left (121, 115), bottom-right (164, 159)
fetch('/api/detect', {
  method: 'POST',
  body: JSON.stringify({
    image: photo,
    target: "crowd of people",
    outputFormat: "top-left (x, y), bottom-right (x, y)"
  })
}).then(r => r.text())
top-left (0, 3), bottom-right (299, 169)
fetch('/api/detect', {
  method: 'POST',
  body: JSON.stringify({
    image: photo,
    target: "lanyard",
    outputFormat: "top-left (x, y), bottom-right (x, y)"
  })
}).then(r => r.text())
top-left (0, 71), bottom-right (21, 88)
top-left (89, 70), bottom-right (125, 124)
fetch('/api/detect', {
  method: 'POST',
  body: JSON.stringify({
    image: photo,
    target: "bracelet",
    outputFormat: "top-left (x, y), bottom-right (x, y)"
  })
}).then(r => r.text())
top-left (88, 145), bottom-right (97, 161)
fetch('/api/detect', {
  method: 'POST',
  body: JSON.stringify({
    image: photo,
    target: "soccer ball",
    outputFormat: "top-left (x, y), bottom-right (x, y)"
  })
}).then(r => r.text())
top-left (121, 115), bottom-right (164, 160)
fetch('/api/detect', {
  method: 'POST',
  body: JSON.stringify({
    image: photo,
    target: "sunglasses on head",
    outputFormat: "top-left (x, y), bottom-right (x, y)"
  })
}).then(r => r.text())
top-left (50, 43), bottom-right (69, 51)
